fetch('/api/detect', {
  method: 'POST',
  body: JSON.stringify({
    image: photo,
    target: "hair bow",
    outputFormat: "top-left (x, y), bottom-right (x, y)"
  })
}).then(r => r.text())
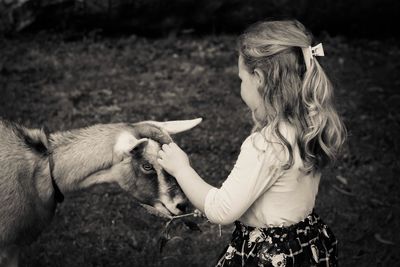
top-left (302, 43), bottom-right (324, 70)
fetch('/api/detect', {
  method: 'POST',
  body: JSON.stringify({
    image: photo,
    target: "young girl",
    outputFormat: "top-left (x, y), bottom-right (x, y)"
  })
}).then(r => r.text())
top-left (157, 20), bottom-right (346, 267)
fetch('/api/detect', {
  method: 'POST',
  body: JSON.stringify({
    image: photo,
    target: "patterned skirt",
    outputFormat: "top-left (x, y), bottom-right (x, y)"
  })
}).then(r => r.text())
top-left (215, 212), bottom-right (338, 267)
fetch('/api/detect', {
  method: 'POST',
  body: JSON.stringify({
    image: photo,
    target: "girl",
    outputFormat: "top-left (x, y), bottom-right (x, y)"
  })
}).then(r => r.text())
top-left (158, 20), bottom-right (346, 267)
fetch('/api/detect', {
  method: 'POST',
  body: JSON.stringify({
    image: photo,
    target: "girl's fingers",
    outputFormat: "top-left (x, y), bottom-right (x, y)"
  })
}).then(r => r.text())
top-left (158, 150), bottom-right (166, 159)
top-left (162, 143), bottom-right (170, 152)
top-left (171, 142), bottom-right (180, 150)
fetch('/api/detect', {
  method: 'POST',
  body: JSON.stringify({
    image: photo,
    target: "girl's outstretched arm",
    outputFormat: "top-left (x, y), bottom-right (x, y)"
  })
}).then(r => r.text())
top-left (158, 136), bottom-right (283, 225)
top-left (157, 143), bottom-right (213, 212)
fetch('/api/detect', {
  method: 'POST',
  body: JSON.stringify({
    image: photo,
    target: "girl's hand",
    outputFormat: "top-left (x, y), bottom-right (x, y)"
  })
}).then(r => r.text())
top-left (157, 143), bottom-right (191, 177)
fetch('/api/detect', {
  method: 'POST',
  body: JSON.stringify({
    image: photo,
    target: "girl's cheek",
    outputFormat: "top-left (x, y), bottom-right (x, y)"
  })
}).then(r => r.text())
top-left (240, 87), bottom-right (247, 103)
top-left (241, 94), bottom-right (252, 110)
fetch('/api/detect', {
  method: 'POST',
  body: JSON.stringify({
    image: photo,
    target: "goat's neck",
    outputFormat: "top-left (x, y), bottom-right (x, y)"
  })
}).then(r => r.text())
top-left (48, 123), bottom-right (126, 194)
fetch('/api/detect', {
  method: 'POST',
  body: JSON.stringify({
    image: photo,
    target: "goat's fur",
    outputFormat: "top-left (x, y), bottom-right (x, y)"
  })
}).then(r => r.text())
top-left (0, 118), bottom-right (201, 266)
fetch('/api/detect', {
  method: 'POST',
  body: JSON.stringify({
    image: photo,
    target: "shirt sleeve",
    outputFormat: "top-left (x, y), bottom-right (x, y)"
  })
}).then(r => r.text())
top-left (204, 133), bottom-right (284, 225)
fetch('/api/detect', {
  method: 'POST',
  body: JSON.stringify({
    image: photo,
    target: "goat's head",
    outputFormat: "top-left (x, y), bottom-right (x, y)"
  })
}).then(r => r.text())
top-left (112, 118), bottom-right (201, 216)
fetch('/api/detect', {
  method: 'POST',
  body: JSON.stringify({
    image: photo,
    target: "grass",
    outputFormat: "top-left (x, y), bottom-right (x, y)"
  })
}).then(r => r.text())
top-left (0, 30), bottom-right (399, 266)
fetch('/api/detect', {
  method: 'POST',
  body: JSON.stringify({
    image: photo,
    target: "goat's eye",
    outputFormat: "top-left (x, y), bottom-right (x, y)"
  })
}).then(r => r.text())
top-left (141, 163), bottom-right (154, 172)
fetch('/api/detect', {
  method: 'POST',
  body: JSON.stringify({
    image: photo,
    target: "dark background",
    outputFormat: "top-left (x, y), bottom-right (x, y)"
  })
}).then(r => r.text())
top-left (0, 0), bottom-right (399, 266)
top-left (1, 0), bottom-right (400, 39)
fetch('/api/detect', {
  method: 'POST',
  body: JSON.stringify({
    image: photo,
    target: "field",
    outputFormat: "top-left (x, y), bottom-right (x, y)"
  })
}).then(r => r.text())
top-left (0, 31), bottom-right (399, 266)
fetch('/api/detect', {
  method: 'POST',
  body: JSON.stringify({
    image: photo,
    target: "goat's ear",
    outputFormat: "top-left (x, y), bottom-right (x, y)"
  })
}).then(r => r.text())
top-left (130, 139), bottom-right (149, 156)
top-left (20, 126), bottom-right (49, 155)
top-left (114, 131), bottom-right (148, 158)
top-left (142, 118), bottom-right (202, 134)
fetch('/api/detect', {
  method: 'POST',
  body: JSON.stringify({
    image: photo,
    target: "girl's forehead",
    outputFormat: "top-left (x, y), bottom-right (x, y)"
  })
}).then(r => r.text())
top-left (238, 54), bottom-right (244, 65)
top-left (238, 55), bottom-right (249, 75)
top-left (238, 55), bottom-right (243, 70)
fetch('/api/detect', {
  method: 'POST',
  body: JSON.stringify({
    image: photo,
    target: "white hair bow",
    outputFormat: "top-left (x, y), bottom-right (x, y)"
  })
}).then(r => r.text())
top-left (302, 43), bottom-right (324, 70)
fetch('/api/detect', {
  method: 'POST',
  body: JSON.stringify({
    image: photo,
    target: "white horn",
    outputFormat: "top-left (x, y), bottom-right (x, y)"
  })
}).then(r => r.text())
top-left (143, 118), bottom-right (202, 134)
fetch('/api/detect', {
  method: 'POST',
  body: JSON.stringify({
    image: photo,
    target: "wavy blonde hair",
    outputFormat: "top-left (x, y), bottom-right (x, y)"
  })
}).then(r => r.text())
top-left (238, 20), bottom-right (346, 173)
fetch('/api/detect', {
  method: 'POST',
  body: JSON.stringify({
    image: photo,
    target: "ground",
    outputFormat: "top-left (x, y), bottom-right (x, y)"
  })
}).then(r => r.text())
top-left (0, 31), bottom-right (399, 266)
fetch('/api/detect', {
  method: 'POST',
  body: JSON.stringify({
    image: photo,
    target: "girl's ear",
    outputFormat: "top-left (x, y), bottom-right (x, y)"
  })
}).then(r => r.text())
top-left (253, 68), bottom-right (265, 88)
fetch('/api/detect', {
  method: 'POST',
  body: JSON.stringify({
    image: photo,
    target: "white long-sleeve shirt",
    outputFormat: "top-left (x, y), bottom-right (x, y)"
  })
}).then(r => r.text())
top-left (204, 125), bottom-right (320, 227)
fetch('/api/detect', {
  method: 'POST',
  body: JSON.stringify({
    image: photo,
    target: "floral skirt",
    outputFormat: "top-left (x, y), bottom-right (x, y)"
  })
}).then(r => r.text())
top-left (215, 212), bottom-right (338, 267)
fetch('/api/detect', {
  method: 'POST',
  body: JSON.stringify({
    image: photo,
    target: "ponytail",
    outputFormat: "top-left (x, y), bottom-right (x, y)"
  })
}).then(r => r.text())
top-left (300, 58), bottom-right (346, 173)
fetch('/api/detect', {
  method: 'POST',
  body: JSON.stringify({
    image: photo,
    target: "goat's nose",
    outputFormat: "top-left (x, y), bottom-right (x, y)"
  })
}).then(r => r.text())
top-left (176, 202), bottom-right (188, 213)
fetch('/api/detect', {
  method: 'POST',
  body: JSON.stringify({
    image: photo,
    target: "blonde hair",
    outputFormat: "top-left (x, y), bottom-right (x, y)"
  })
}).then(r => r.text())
top-left (238, 20), bottom-right (346, 173)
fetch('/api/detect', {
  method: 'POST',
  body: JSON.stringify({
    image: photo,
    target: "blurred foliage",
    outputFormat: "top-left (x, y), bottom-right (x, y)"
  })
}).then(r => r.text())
top-left (1, 0), bottom-right (399, 38)
top-left (0, 29), bottom-right (399, 266)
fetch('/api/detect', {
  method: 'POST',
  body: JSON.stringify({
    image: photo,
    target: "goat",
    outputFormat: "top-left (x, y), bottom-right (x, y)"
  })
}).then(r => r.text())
top-left (0, 118), bottom-right (202, 267)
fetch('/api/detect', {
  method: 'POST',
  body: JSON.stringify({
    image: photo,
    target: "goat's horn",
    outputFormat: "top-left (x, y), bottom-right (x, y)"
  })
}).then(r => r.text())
top-left (143, 118), bottom-right (202, 134)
